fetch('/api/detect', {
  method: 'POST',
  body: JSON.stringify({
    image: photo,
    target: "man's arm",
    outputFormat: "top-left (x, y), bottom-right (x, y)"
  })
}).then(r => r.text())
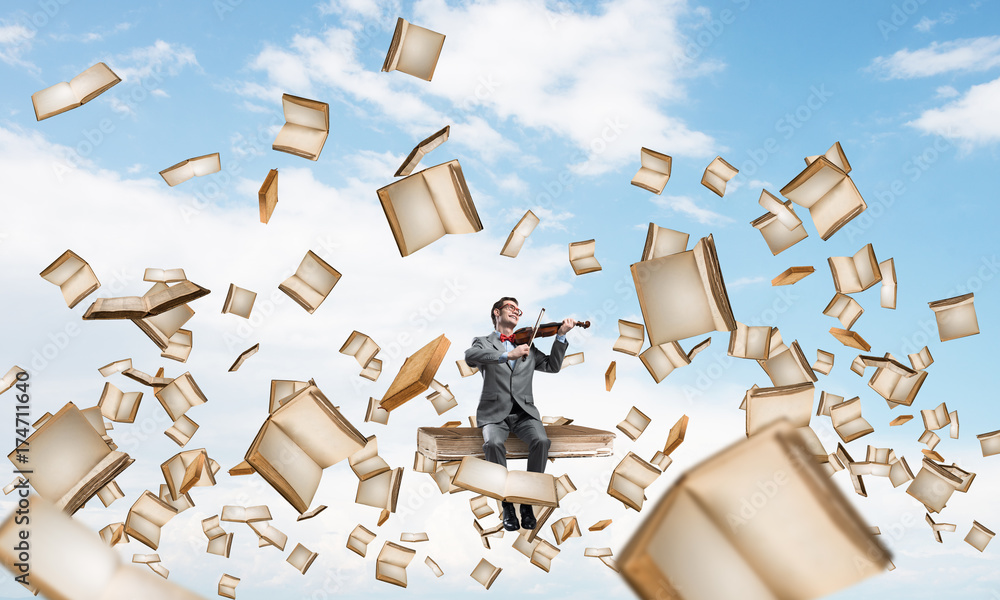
top-left (533, 336), bottom-right (568, 373)
top-left (465, 337), bottom-right (505, 367)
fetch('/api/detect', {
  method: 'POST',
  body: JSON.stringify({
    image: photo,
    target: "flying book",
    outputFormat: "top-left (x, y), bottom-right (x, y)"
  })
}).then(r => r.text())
top-left (551, 516), bottom-right (581, 544)
top-left (751, 210), bottom-right (808, 256)
top-left (965, 521), bottom-right (995, 552)
top-left (155, 372), bottom-right (208, 421)
top-left (83, 280), bottom-right (210, 320)
top-left (569, 239), bottom-right (602, 275)
top-left (812, 349), bottom-right (834, 376)
top-left (143, 268), bottom-right (186, 283)
top-left (865, 355), bottom-right (926, 407)
top-left (470, 558), bottom-right (502, 589)
top-left (222, 284), bottom-right (256, 318)
top-left (382, 17), bottom-right (446, 81)
top-left (339, 330), bottom-right (380, 370)
top-left (562, 352), bottom-right (585, 368)
top-left (469, 494), bottom-right (494, 519)
top-left (780, 143), bottom-right (867, 240)
top-left (631, 147), bottom-right (672, 194)
top-left (125, 490), bottom-right (179, 550)
top-left (98, 383), bottom-right (142, 423)
top-left (908, 346), bottom-right (934, 370)
top-left (977, 430), bottom-right (1000, 457)
top-left (920, 402), bottom-right (951, 431)
top-left (269, 378), bottom-right (312, 413)
top-left (728, 322), bottom-right (772, 360)
top-left (607, 452), bottom-right (661, 511)
top-left (7, 402), bottom-right (132, 514)
top-left (828, 243), bottom-right (881, 294)
top-left (425, 556), bottom-right (444, 577)
top-left (347, 524), bottom-right (378, 557)
top-left (366, 396), bottom-right (390, 425)
top-left (771, 266), bottom-right (814, 286)
top-left (757, 334), bottom-right (817, 387)
top-left (380, 334), bottom-right (450, 411)
top-left (279, 250), bottom-right (342, 313)
top-left (829, 398), bottom-right (875, 442)
top-left (0, 496), bottom-right (205, 600)
top-left (816, 391), bottom-right (844, 418)
top-left (744, 383), bottom-right (814, 437)
top-left (159, 153), bottom-right (220, 187)
top-left (40, 249), bottom-right (100, 308)
top-left (617, 406), bottom-right (651, 441)
top-left (662, 415), bottom-right (690, 456)
top-left (228, 343), bottom-right (259, 372)
top-left (500, 209), bottom-right (540, 258)
top-left (249, 521), bottom-right (287, 550)
top-left (258, 168), bottom-right (279, 223)
top-left (349, 436), bottom-right (391, 481)
top-left (218, 575), bottom-right (239, 599)
top-left (396, 125), bottom-right (449, 176)
top-left (272, 94), bottom-right (329, 161)
top-left (452, 456), bottom-right (558, 507)
top-left (531, 539), bottom-right (561, 572)
top-left (619, 420), bottom-right (889, 600)
top-left (164, 415), bottom-right (198, 447)
top-left (245, 383), bottom-right (367, 513)
top-left (823, 292), bottom-right (863, 329)
top-left (613, 319), bottom-right (645, 356)
top-left (220, 505), bottom-right (272, 523)
top-left (426, 379), bottom-right (457, 414)
top-left (631, 234), bottom-right (736, 345)
top-left (829, 327), bottom-right (871, 351)
top-left (606, 361), bottom-right (616, 391)
top-left (360, 357), bottom-right (383, 381)
top-left (133, 302), bottom-right (195, 350)
top-left (376, 159), bottom-right (482, 257)
top-left (31, 62), bottom-right (121, 121)
top-left (929, 293), bottom-right (979, 341)
top-left (160, 448), bottom-right (218, 501)
top-left (375, 541), bottom-right (416, 587)
top-left (640, 338), bottom-right (710, 383)
top-left (701, 156), bottom-right (739, 197)
top-left (286, 543), bottom-right (317, 574)
top-left (879, 258), bottom-right (896, 309)
top-left (906, 458), bottom-right (965, 513)
top-left (641, 223), bottom-right (689, 261)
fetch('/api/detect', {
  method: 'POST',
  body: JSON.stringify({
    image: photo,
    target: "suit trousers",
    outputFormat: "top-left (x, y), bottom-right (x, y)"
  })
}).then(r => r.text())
top-left (481, 407), bottom-right (551, 474)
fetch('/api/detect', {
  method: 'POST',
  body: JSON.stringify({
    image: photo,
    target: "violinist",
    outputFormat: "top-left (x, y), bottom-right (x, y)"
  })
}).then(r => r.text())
top-left (463, 296), bottom-right (578, 532)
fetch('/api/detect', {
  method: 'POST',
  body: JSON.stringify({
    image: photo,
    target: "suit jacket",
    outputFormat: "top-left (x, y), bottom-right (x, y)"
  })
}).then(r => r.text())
top-left (464, 332), bottom-right (568, 426)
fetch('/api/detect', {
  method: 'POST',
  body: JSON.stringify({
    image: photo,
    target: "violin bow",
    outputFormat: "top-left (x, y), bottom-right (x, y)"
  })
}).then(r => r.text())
top-left (522, 308), bottom-right (546, 362)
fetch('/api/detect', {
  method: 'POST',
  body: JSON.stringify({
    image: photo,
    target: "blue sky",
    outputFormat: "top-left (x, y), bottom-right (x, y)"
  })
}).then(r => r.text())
top-left (1, 0), bottom-right (999, 598)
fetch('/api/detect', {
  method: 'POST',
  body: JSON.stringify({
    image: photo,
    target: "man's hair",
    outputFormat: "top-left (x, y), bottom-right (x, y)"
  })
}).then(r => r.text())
top-left (491, 296), bottom-right (518, 328)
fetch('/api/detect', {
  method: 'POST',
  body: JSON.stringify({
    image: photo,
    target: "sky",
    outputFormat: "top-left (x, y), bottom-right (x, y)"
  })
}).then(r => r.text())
top-left (0, 0), bottom-right (999, 598)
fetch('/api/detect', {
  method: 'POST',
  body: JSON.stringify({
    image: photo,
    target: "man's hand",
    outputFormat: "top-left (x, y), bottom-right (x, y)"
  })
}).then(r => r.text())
top-left (557, 318), bottom-right (577, 336)
top-left (509, 344), bottom-right (531, 359)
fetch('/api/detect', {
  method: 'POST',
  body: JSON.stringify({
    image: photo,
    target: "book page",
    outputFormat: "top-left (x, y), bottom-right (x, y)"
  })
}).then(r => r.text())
top-left (632, 251), bottom-right (713, 345)
top-left (423, 162), bottom-right (477, 234)
top-left (282, 95), bottom-right (327, 130)
top-left (32, 82), bottom-right (78, 119)
top-left (254, 422), bottom-right (322, 508)
top-left (379, 171), bottom-right (445, 255)
top-left (270, 389), bottom-right (365, 468)
top-left (273, 123), bottom-right (328, 158)
top-left (452, 456), bottom-right (509, 499)
top-left (781, 159), bottom-right (844, 209)
top-left (504, 470), bottom-right (557, 506)
top-left (810, 175), bottom-right (865, 238)
top-left (69, 62), bottom-right (120, 103)
top-left (395, 22), bottom-right (445, 81)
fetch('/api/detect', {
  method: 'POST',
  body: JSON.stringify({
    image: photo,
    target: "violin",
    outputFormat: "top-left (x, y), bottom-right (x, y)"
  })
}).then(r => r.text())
top-left (510, 321), bottom-right (590, 346)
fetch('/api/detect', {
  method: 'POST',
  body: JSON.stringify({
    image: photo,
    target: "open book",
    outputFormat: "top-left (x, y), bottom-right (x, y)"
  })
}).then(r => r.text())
top-left (382, 17), bottom-right (446, 81)
top-left (828, 243), bottom-right (881, 293)
top-left (929, 293), bottom-right (979, 341)
top-left (143, 268), bottom-right (186, 283)
top-left (641, 223), bottom-right (689, 261)
top-left (222, 284), bottom-right (256, 318)
top-left (396, 125), bottom-right (449, 176)
top-left (32, 62), bottom-right (121, 121)
top-left (83, 280), bottom-right (210, 320)
top-left (619, 420), bottom-right (889, 600)
top-left (279, 250), bottom-right (342, 313)
top-left (7, 402), bottom-right (132, 515)
top-left (160, 448), bottom-right (218, 500)
top-left (879, 258), bottom-right (896, 309)
top-left (500, 209), bottom-right (540, 258)
top-left (452, 456), bottom-right (558, 507)
top-left (376, 159), bottom-right (482, 257)
top-left (631, 147), bottom-right (672, 194)
top-left (155, 372), bottom-right (208, 421)
top-left (245, 383), bottom-right (367, 513)
top-left (631, 234), bottom-right (736, 345)
top-left (757, 333), bottom-right (817, 386)
top-left (569, 239), bottom-right (602, 275)
top-left (639, 338), bottom-right (710, 383)
top-left (273, 94), bottom-right (329, 160)
top-left (780, 142), bottom-right (867, 240)
top-left (864, 354), bottom-right (926, 407)
top-left (617, 406), bottom-right (651, 441)
top-left (339, 330), bottom-right (380, 370)
top-left (745, 383), bottom-right (814, 437)
top-left (376, 541), bottom-right (417, 587)
top-left (471, 558), bottom-right (502, 589)
top-left (701, 156), bottom-right (739, 197)
top-left (829, 398), bottom-right (875, 442)
top-left (728, 322), bottom-right (772, 360)
top-left (40, 249), bottom-right (101, 308)
top-left (356, 467), bottom-right (403, 512)
top-left (125, 490), bottom-right (179, 550)
top-left (98, 382), bottom-right (142, 423)
top-left (0, 496), bottom-right (205, 600)
top-left (614, 319), bottom-right (645, 355)
top-left (751, 202), bottom-right (808, 256)
top-left (159, 153), bottom-right (221, 187)
top-left (823, 292), bottom-right (863, 329)
top-left (347, 524), bottom-right (378, 557)
top-left (607, 452), bottom-right (661, 511)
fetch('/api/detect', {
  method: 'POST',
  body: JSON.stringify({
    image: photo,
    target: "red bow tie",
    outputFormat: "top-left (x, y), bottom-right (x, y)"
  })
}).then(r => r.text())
top-left (499, 333), bottom-right (516, 343)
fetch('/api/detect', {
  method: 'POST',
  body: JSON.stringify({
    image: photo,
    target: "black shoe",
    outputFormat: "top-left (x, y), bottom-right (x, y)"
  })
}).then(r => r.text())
top-left (502, 502), bottom-right (520, 531)
top-left (520, 505), bottom-right (537, 530)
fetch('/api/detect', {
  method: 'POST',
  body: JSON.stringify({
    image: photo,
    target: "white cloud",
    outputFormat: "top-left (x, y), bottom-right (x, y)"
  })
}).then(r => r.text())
top-left (728, 276), bottom-right (765, 289)
top-left (0, 22), bottom-right (37, 73)
top-left (907, 76), bottom-right (1000, 145)
top-left (650, 194), bottom-right (733, 225)
top-left (111, 39), bottom-right (199, 84)
top-left (935, 85), bottom-right (959, 98)
top-left (913, 16), bottom-right (937, 32)
top-left (869, 36), bottom-right (1000, 79)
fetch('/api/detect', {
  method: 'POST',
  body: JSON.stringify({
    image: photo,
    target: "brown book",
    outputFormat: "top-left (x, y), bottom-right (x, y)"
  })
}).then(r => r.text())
top-left (222, 284), bottom-right (256, 318)
top-left (569, 239), bottom-right (602, 275)
top-left (823, 292), bottom-right (863, 329)
top-left (159, 153), bottom-right (221, 187)
top-left (154, 372), bottom-right (207, 421)
top-left (631, 148), bottom-right (672, 194)
top-left (500, 209), bottom-right (540, 258)
top-left (613, 319), bottom-right (645, 356)
top-left (452, 456), bottom-right (558, 507)
top-left (745, 382), bottom-right (814, 437)
top-left (258, 168), bottom-right (278, 223)
top-left (143, 268), bottom-right (187, 283)
top-left (771, 266), bottom-right (814, 286)
top-left (7, 402), bottom-right (133, 515)
top-left (929, 293), bottom-right (979, 341)
top-left (617, 406), bottom-right (651, 441)
top-left (701, 156), bottom-right (739, 197)
top-left (380, 334), bottom-right (450, 411)
top-left (98, 383), bottom-right (142, 423)
top-left (272, 94), bottom-right (329, 160)
top-left (619, 420), bottom-right (889, 600)
top-left (631, 234), bottom-right (735, 345)
top-left (396, 125), bottom-right (450, 176)
top-left (245, 383), bottom-right (367, 513)
top-left (866, 355), bottom-right (926, 407)
top-left (780, 146), bottom-right (867, 240)
top-left (828, 243), bottom-right (881, 294)
top-left (375, 541), bottom-right (416, 587)
top-left (83, 280), bottom-right (210, 320)
top-left (376, 160), bottom-right (482, 257)
top-left (339, 331), bottom-right (380, 369)
top-left (416, 424), bottom-right (616, 461)
top-left (228, 343), bottom-right (259, 372)
top-left (605, 361), bottom-right (616, 391)
top-left (607, 452), bottom-right (661, 511)
top-left (39, 249), bottom-right (101, 308)
top-left (160, 448), bottom-right (218, 501)
top-left (125, 490), bottom-right (179, 550)
top-left (356, 467), bottom-right (403, 512)
top-left (31, 62), bottom-right (120, 120)
top-left (347, 524), bottom-right (377, 557)
top-left (751, 208), bottom-right (809, 256)
top-left (278, 250), bottom-right (342, 313)
top-left (470, 558), bottom-right (502, 589)
top-left (829, 327), bottom-right (871, 351)
top-left (381, 18), bottom-right (446, 81)
top-left (161, 329), bottom-right (193, 362)
top-left (286, 543), bottom-right (318, 574)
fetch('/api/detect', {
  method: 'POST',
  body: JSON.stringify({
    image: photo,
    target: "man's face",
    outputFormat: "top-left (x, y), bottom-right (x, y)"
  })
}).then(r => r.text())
top-left (497, 301), bottom-right (521, 327)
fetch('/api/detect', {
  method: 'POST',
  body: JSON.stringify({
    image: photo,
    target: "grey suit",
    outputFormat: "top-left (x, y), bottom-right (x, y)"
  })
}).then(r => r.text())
top-left (464, 332), bottom-right (568, 473)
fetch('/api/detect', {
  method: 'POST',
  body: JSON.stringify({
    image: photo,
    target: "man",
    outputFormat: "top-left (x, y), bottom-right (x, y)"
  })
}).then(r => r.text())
top-left (464, 297), bottom-right (577, 531)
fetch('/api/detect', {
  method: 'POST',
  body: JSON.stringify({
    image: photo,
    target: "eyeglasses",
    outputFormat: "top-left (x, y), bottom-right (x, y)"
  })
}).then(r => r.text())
top-left (501, 303), bottom-right (522, 317)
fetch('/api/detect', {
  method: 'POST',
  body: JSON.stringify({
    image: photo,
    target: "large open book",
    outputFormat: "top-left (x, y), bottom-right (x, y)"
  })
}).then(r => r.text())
top-left (40, 249), bottom-right (101, 308)
top-left (376, 159), bottom-right (482, 257)
top-left (159, 153), bottom-right (221, 187)
top-left (245, 383), bottom-right (367, 513)
top-left (0, 496), bottom-right (205, 600)
top-left (272, 94), bottom-right (329, 160)
top-left (619, 420), bottom-right (889, 600)
top-left (7, 402), bottom-right (132, 515)
top-left (381, 18), bottom-right (446, 81)
top-left (451, 456), bottom-right (558, 507)
top-left (32, 62), bottom-right (121, 121)
top-left (279, 250), bottom-right (342, 313)
top-left (780, 143), bottom-right (867, 240)
top-left (631, 234), bottom-right (736, 345)
top-left (631, 147), bottom-right (672, 194)
top-left (82, 280), bottom-right (210, 320)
